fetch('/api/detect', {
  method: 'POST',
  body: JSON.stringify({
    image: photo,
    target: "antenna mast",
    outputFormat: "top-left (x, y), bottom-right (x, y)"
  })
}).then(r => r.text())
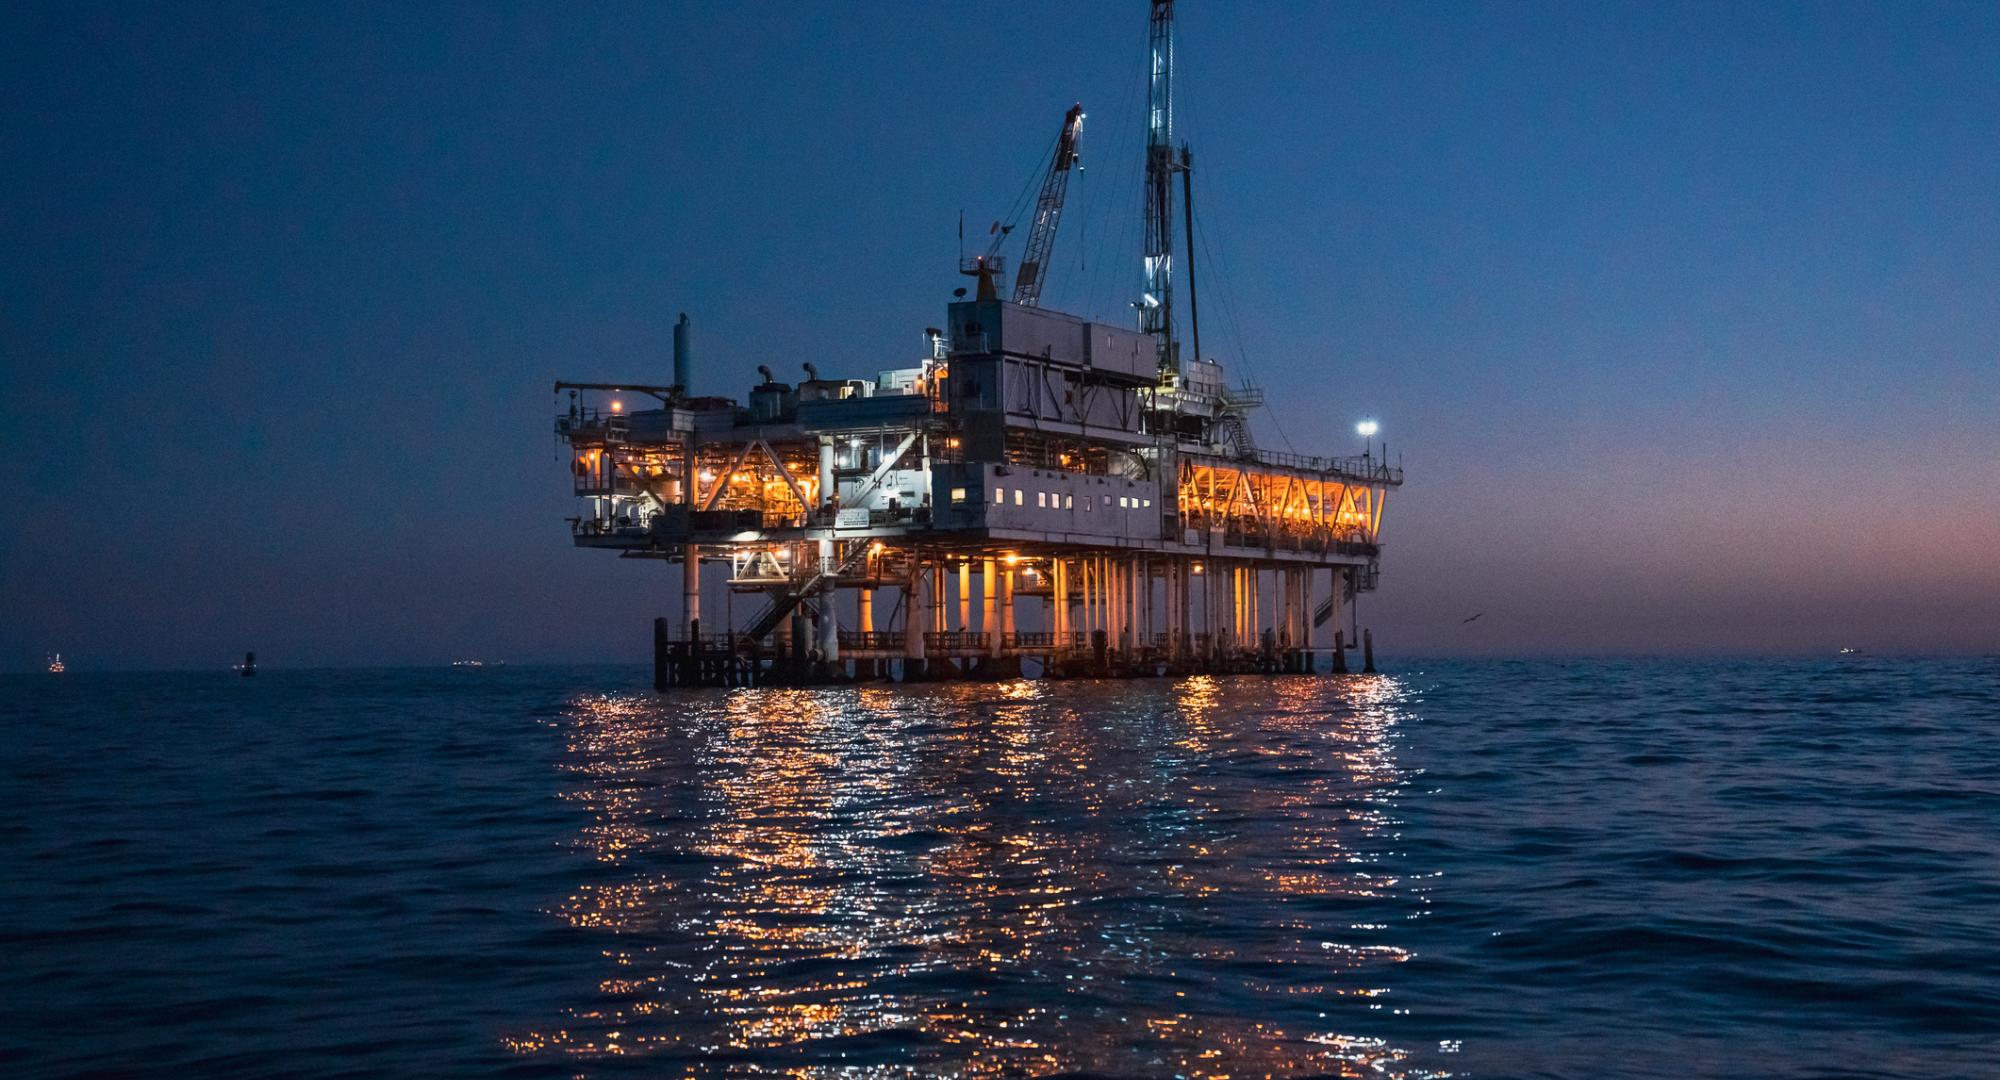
top-left (1142, 0), bottom-right (1178, 378)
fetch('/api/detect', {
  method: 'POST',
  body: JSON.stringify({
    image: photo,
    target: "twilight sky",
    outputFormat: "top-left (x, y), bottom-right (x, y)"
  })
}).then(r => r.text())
top-left (4, 1), bottom-right (1998, 670)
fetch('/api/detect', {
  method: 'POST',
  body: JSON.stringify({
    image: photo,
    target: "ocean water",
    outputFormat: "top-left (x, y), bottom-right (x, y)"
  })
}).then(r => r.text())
top-left (3, 659), bottom-right (1997, 1078)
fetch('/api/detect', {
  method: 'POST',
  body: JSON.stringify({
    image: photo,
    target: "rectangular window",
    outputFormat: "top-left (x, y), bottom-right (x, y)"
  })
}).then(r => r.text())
top-left (1102, 495), bottom-right (1111, 507)
top-left (1037, 491), bottom-right (1047, 507)
top-left (1142, 498), bottom-right (1151, 508)
top-left (1064, 494), bottom-right (1073, 509)
top-left (1014, 489), bottom-right (1023, 506)
top-left (1085, 499), bottom-right (1092, 512)
top-left (1119, 496), bottom-right (1130, 508)
top-left (950, 487), bottom-right (967, 503)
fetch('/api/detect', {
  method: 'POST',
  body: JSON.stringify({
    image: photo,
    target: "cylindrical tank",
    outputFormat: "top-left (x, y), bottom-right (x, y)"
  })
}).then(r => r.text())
top-left (673, 313), bottom-right (692, 390)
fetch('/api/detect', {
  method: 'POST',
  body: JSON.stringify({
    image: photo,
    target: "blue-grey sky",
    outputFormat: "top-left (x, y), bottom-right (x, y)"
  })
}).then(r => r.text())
top-left (4, 1), bottom-right (1997, 670)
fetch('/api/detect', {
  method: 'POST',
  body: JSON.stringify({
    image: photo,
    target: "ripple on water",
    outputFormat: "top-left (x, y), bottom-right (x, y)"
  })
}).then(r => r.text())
top-left (506, 675), bottom-right (1443, 1077)
top-left (5, 660), bottom-right (2000, 1078)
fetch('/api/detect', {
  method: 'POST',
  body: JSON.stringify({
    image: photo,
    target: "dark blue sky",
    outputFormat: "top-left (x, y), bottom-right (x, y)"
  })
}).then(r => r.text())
top-left (5, 1), bottom-right (1997, 670)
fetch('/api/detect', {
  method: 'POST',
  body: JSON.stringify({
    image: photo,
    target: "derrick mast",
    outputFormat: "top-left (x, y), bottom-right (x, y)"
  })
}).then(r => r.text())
top-left (1142, 0), bottom-right (1178, 377)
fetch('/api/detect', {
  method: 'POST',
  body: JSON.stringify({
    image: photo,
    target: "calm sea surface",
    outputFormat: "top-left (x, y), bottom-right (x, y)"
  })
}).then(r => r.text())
top-left (3, 659), bottom-right (1998, 1078)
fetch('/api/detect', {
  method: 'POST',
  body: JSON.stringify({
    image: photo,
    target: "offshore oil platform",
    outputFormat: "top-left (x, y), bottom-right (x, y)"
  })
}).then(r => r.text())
top-left (553, 1), bottom-right (1402, 687)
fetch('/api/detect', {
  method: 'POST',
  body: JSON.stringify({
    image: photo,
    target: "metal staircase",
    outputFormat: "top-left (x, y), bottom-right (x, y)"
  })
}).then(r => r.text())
top-left (738, 540), bottom-right (873, 645)
top-left (1312, 563), bottom-right (1373, 629)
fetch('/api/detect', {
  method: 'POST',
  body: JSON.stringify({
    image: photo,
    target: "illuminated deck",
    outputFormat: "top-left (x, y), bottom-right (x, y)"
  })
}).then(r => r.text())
top-left (558, 303), bottom-right (1402, 686)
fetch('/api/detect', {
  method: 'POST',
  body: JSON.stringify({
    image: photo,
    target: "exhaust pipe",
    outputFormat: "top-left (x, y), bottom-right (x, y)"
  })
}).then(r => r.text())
top-left (672, 312), bottom-right (692, 390)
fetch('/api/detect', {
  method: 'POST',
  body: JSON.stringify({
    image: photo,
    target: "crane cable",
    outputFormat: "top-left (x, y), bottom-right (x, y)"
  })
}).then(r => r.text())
top-left (984, 129), bottom-right (1061, 265)
top-left (1177, 30), bottom-right (1299, 455)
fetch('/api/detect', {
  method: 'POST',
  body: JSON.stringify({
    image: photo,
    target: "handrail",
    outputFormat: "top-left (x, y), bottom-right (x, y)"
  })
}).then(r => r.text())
top-left (1243, 447), bottom-right (1403, 484)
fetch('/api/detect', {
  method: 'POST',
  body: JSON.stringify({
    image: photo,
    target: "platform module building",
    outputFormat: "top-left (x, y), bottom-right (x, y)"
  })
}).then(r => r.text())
top-left (552, 1), bottom-right (1402, 685)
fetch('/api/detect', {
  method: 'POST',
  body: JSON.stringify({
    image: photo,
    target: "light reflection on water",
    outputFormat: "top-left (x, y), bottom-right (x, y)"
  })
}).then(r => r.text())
top-left (510, 675), bottom-right (1450, 1076)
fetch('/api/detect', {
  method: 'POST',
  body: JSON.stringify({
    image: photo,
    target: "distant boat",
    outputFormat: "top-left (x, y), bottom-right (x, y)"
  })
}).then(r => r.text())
top-left (452, 659), bottom-right (486, 668)
top-left (238, 651), bottom-right (257, 677)
top-left (47, 653), bottom-right (65, 674)
top-left (1838, 647), bottom-right (1862, 656)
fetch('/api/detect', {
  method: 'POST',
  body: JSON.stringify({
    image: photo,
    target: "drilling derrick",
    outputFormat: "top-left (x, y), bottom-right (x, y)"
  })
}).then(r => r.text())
top-left (1012, 103), bottom-right (1085, 308)
top-left (1142, 0), bottom-right (1178, 377)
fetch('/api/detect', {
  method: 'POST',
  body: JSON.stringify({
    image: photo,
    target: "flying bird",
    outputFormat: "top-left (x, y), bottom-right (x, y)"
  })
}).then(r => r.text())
top-left (1461, 613), bottom-right (1484, 624)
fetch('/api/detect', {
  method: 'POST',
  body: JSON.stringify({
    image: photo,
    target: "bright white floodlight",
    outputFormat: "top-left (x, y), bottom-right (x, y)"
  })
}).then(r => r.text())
top-left (1356, 420), bottom-right (1380, 438)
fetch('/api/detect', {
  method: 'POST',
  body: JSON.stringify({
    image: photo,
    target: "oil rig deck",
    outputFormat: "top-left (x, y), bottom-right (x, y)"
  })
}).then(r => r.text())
top-left (551, 1), bottom-right (1403, 687)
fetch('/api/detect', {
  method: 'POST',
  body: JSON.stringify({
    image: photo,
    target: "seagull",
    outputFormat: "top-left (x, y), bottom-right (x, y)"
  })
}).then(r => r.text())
top-left (1461, 613), bottom-right (1484, 624)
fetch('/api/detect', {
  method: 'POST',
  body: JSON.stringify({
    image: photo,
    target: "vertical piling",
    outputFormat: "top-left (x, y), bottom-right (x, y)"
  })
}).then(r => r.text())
top-left (1363, 628), bottom-right (1376, 674)
top-left (958, 560), bottom-right (972, 635)
top-left (653, 616), bottom-right (670, 690)
top-left (789, 611), bottom-right (809, 681)
top-left (688, 617), bottom-right (702, 686)
top-left (982, 557), bottom-right (998, 656)
top-left (903, 557), bottom-right (929, 680)
top-left (857, 587), bottom-right (876, 679)
top-left (1000, 563), bottom-right (1017, 648)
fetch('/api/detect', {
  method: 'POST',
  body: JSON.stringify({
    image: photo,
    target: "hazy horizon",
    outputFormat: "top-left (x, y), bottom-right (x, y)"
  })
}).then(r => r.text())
top-left (6, 1), bottom-right (1998, 672)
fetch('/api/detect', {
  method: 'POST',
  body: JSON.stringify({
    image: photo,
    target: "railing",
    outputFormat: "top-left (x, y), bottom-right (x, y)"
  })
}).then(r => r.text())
top-left (1236, 447), bottom-right (1403, 485)
top-left (923, 631), bottom-right (989, 651)
top-left (1186, 522), bottom-right (1382, 558)
top-left (1004, 631), bottom-right (1090, 650)
top-left (568, 516), bottom-right (649, 537)
top-left (573, 473), bottom-right (642, 497)
top-left (554, 408), bottom-right (614, 439)
top-left (837, 630), bottom-right (905, 651)
top-left (1221, 383), bottom-right (1265, 408)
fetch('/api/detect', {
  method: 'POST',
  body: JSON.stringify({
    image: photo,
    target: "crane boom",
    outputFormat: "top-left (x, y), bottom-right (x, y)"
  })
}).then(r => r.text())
top-left (1011, 103), bottom-right (1085, 307)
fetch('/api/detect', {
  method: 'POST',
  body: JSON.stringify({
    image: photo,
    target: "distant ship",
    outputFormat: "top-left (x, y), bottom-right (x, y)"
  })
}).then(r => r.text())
top-left (1838, 647), bottom-right (1862, 656)
top-left (46, 653), bottom-right (65, 674)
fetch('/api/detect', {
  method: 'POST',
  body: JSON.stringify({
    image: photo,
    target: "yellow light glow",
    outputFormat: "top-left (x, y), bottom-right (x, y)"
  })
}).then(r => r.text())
top-left (610, 400), bottom-right (623, 413)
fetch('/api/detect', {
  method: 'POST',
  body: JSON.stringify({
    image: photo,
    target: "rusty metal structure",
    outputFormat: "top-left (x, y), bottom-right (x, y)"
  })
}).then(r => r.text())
top-left (552, 2), bottom-right (1402, 686)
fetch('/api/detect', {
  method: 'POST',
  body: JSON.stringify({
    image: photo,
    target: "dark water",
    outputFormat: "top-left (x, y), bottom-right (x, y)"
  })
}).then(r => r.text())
top-left (4, 659), bottom-right (1998, 1078)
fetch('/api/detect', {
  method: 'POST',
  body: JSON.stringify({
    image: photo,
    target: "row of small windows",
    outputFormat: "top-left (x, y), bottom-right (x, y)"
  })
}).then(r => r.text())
top-left (950, 485), bottom-right (1151, 511)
